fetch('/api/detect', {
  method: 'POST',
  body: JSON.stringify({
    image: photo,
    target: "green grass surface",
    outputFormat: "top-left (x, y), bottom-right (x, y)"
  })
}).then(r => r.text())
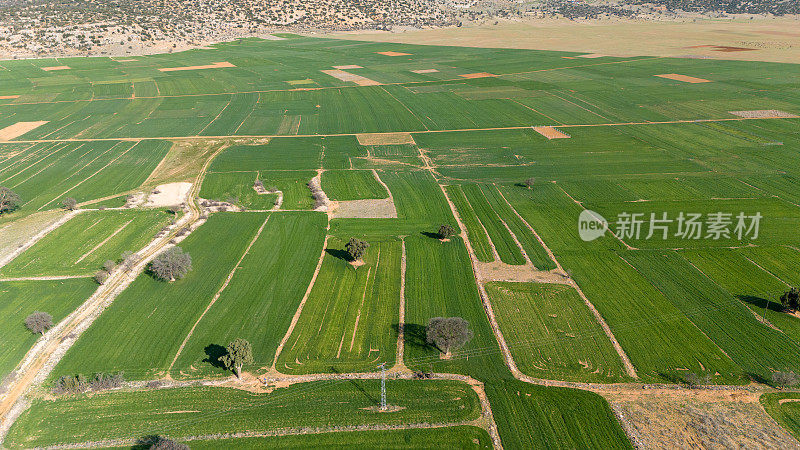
top-left (461, 184), bottom-right (525, 265)
top-left (0, 279), bottom-right (98, 380)
top-left (761, 392), bottom-right (800, 442)
top-left (0, 210), bottom-right (173, 277)
top-left (486, 282), bottom-right (628, 382)
top-left (185, 426), bottom-right (492, 449)
top-left (277, 238), bottom-right (401, 374)
top-left (322, 170), bottom-right (389, 201)
top-left (6, 380), bottom-right (481, 448)
top-left (445, 185), bottom-right (493, 263)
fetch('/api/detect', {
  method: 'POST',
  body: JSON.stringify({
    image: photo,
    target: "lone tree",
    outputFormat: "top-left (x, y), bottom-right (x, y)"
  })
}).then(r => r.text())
top-left (93, 270), bottom-right (109, 285)
top-left (25, 312), bottom-right (53, 335)
top-left (61, 197), bottom-right (78, 211)
top-left (426, 317), bottom-right (473, 359)
top-left (524, 177), bottom-right (535, 190)
top-left (773, 371), bottom-right (798, 389)
top-left (781, 288), bottom-right (800, 312)
top-left (219, 338), bottom-right (253, 379)
top-left (345, 238), bottom-right (369, 262)
top-left (0, 187), bottom-right (20, 215)
top-left (120, 251), bottom-right (141, 272)
top-left (149, 247), bottom-right (192, 282)
top-left (438, 224), bottom-right (455, 240)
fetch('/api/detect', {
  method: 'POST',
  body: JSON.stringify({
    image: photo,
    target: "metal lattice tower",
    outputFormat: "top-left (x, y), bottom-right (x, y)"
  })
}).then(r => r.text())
top-left (379, 362), bottom-right (387, 411)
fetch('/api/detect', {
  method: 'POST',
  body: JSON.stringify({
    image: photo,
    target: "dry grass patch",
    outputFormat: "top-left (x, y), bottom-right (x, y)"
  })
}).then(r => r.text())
top-left (729, 110), bottom-right (799, 119)
top-left (41, 66), bottom-right (70, 71)
top-left (0, 95), bottom-right (19, 100)
top-left (459, 72), bottom-right (497, 79)
top-left (532, 126), bottom-right (570, 139)
top-left (0, 121), bottom-right (48, 140)
top-left (356, 132), bottom-right (415, 146)
top-left (376, 51), bottom-right (412, 56)
top-left (576, 53), bottom-right (609, 58)
top-left (320, 69), bottom-right (381, 86)
top-left (333, 64), bottom-right (363, 70)
top-left (158, 61), bottom-right (235, 72)
top-left (654, 73), bottom-right (712, 83)
top-left (329, 198), bottom-right (397, 218)
top-left (411, 69), bottom-right (439, 74)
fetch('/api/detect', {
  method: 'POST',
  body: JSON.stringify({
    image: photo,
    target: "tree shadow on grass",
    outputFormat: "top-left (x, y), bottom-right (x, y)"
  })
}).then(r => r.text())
top-left (393, 323), bottom-right (436, 351)
top-left (203, 344), bottom-right (227, 370)
top-left (419, 231), bottom-right (442, 240)
top-left (325, 248), bottom-right (353, 262)
top-left (330, 366), bottom-right (378, 406)
top-left (739, 295), bottom-right (785, 314)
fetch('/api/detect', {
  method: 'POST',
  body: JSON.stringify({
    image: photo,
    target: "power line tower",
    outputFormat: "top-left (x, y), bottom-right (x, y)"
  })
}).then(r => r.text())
top-left (379, 362), bottom-right (387, 411)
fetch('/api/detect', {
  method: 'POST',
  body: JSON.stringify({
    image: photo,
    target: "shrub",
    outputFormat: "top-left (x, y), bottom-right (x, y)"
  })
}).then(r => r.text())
top-left (103, 260), bottom-right (117, 272)
top-left (61, 197), bottom-right (78, 211)
top-left (94, 270), bottom-right (109, 285)
top-left (345, 238), bottom-right (369, 261)
top-left (24, 312), bottom-right (53, 334)
top-left (438, 224), bottom-right (455, 240)
top-left (149, 247), bottom-right (192, 282)
top-left (781, 288), bottom-right (800, 311)
top-left (0, 187), bottom-right (20, 215)
top-left (773, 371), bottom-right (798, 389)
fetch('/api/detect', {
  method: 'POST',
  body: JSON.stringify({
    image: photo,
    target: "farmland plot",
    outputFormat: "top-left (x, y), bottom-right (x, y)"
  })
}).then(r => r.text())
top-left (277, 238), bottom-right (401, 374)
top-left (201, 170), bottom-right (316, 210)
top-left (461, 184), bottom-right (525, 265)
top-left (761, 392), bottom-right (800, 441)
top-left (172, 212), bottom-right (326, 378)
top-left (51, 213), bottom-right (267, 380)
top-left (0, 279), bottom-right (98, 381)
top-left (485, 282), bottom-right (628, 382)
top-left (5, 380), bottom-right (481, 448)
top-left (321, 170), bottom-right (389, 201)
top-left (0, 210), bottom-right (173, 278)
top-left (445, 185), bottom-right (493, 262)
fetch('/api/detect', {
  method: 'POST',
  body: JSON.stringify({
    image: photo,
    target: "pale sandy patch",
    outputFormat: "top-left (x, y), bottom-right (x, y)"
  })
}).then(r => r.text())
top-left (41, 66), bottom-right (70, 71)
top-left (330, 198), bottom-right (397, 219)
top-left (376, 51), bottom-right (412, 56)
top-left (144, 182), bottom-right (192, 207)
top-left (459, 72), bottom-right (497, 79)
top-left (655, 73), bottom-right (712, 83)
top-left (411, 69), bottom-right (439, 74)
top-left (333, 65), bottom-right (363, 70)
top-left (476, 262), bottom-right (571, 284)
top-left (0, 95), bottom-right (19, 100)
top-left (287, 79), bottom-right (315, 85)
top-left (356, 132), bottom-right (415, 146)
top-left (0, 121), bottom-right (48, 140)
top-left (114, 59), bottom-right (138, 62)
top-left (576, 53), bottom-right (609, 58)
top-left (320, 69), bottom-right (381, 86)
top-left (729, 110), bottom-right (799, 119)
top-left (532, 126), bottom-right (570, 139)
top-left (158, 61), bottom-right (235, 72)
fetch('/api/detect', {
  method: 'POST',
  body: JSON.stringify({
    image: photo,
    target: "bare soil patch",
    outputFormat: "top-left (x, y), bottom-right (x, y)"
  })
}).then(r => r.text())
top-left (356, 132), bottom-right (415, 146)
top-left (729, 110), bottom-right (799, 119)
top-left (144, 182), bottom-right (192, 208)
top-left (0, 121), bottom-right (48, 140)
top-left (41, 66), bottom-right (70, 71)
top-left (576, 53), bottom-right (609, 58)
top-left (655, 73), bottom-right (712, 83)
top-left (320, 69), bottom-right (381, 86)
top-left (532, 126), bottom-right (570, 139)
top-left (476, 261), bottom-right (571, 284)
top-left (459, 72), bottom-right (497, 79)
top-left (607, 394), bottom-right (798, 449)
top-left (0, 95), bottom-right (19, 100)
top-left (158, 61), bottom-right (235, 72)
top-left (376, 51), bottom-right (412, 56)
top-left (411, 69), bottom-right (439, 74)
top-left (333, 64), bottom-right (363, 69)
top-left (287, 79), bottom-right (315, 85)
top-left (330, 198), bottom-right (397, 219)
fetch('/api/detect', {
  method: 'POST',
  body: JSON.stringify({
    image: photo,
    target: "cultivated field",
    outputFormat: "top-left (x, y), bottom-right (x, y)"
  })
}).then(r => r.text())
top-left (0, 32), bottom-right (799, 448)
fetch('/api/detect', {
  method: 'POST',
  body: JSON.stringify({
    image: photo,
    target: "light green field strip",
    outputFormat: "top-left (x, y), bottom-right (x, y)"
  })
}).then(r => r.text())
top-left (462, 184), bottom-right (525, 265)
top-left (485, 282), bottom-right (629, 383)
top-left (50, 212), bottom-right (267, 380)
top-left (171, 211), bottom-right (327, 379)
top-left (277, 238), bottom-right (401, 374)
top-left (0, 210), bottom-right (173, 278)
top-left (5, 381), bottom-right (481, 448)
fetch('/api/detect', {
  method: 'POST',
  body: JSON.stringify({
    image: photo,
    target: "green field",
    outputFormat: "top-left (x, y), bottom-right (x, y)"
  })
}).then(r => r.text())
top-left (5, 380), bottom-right (481, 448)
top-left (761, 392), bottom-right (800, 441)
top-left (486, 282), bottom-right (628, 382)
top-left (2, 31), bottom-right (800, 447)
top-left (0, 210), bottom-right (173, 277)
top-left (0, 279), bottom-right (98, 380)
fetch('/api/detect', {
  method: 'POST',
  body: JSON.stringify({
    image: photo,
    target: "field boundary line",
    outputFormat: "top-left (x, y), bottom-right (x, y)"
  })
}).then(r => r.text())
top-left (491, 185), bottom-right (638, 378)
top-left (74, 219), bottom-right (134, 264)
top-left (167, 213), bottom-right (273, 374)
top-left (0, 274), bottom-right (90, 282)
top-left (271, 228), bottom-right (331, 369)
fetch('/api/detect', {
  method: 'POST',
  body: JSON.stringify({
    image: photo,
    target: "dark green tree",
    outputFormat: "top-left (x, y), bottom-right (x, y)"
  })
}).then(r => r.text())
top-left (220, 338), bottom-right (253, 379)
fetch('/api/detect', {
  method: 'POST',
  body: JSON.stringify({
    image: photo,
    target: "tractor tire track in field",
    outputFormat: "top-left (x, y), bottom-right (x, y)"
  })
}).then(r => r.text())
top-left (167, 213), bottom-right (273, 375)
top-left (0, 141), bottom-right (227, 442)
